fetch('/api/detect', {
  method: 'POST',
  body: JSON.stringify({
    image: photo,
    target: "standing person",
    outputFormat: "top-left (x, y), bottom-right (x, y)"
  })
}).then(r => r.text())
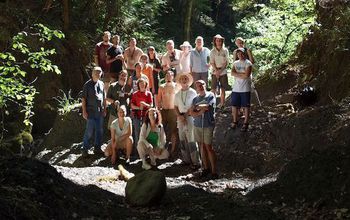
top-left (147, 46), bottom-right (162, 106)
top-left (210, 34), bottom-right (230, 109)
top-left (190, 36), bottom-right (211, 86)
top-left (189, 80), bottom-right (218, 179)
top-left (174, 73), bottom-right (200, 169)
top-left (140, 54), bottom-right (155, 94)
top-left (81, 67), bottom-right (107, 156)
top-left (128, 62), bottom-right (148, 92)
top-left (130, 78), bottom-right (153, 146)
top-left (104, 105), bottom-right (133, 165)
top-left (162, 40), bottom-right (181, 77)
top-left (157, 71), bottom-right (178, 158)
top-left (124, 38), bottom-right (143, 76)
top-left (94, 31), bottom-right (113, 74)
top-left (230, 48), bottom-right (253, 132)
top-left (179, 41), bottom-right (192, 74)
top-left (137, 108), bottom-right (169, 170)
top-left (106, 70), bottom-right (131, 128)
top-left (106, 35), bottom-right (124, 80)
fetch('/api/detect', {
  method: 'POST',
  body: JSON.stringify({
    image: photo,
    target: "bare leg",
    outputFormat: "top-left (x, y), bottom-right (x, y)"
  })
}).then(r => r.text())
top-left (125, 137), bottom-right (133, 160)
top-left (220, 88), bottom-right (225, 105)
top-left (111, 143), bottom-right (117, 165)
top-left (232, 107), bottom-right (238, 123)
top-left (243, 107), bottom-right (250, 124)
top-left (205, 144), bottom-right (217, 174)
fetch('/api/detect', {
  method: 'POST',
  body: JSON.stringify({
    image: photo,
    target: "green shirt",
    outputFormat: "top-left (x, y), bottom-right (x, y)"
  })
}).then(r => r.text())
top-left (146, 131), bottom-right (159, 148)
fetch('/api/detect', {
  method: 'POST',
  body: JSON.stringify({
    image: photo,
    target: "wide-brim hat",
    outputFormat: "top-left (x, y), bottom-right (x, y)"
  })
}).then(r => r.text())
top-left (236, 47), bottom-right (245, 53)
top-left (180, 41), bottom-right (192, 49)
top-left (176, 72), bottom-right (193, 87)
top-left (213, 34), bottom-right (225, 41)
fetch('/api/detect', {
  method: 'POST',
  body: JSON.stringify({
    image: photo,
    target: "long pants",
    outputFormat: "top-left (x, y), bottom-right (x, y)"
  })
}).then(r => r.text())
top-left (132, 117), bottom-right (142, 147)
top-left (177, 116), bottom-right (200, 166)
top-left (83, 116), bottom-right (104, 150)
top-left (137, 142), bottom-right (169, 164)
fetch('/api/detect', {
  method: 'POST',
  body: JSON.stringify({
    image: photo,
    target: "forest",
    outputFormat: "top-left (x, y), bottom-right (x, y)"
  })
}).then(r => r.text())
top-left (1, 0), bottom-right (350, 219)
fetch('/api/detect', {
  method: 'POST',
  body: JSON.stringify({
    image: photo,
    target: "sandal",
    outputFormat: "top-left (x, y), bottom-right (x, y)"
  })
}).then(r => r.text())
top-left (240, 123), bottom-right (249, 132)
top-left (230, 122), bottom-right (238, 129)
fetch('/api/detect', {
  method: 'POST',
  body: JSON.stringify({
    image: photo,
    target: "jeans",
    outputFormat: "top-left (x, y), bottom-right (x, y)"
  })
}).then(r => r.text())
top-left (132, 117), bottom-right (143, 147)
top-left (83, 116), bottom-right (104, 150)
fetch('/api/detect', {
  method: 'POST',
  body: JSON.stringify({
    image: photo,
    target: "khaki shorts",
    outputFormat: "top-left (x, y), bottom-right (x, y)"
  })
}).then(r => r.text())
top-left (211, 74), bottom-right (230, 90)
top-left (194, 126), bottom-right (214, 145)
top-left (161, 109), bottom-right (177, 134)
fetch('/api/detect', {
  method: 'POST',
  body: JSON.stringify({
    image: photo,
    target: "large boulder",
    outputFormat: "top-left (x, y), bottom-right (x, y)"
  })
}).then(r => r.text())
top-left (125, 170), bottom-right (166, 206)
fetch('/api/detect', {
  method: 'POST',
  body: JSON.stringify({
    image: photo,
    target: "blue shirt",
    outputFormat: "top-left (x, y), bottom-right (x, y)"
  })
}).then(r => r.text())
top-left (190, 47), bottom-right (210, 73)
top-left (192, 91), bottom-right (216, 127)
top-left (82, 79), bottom-right (105, 118)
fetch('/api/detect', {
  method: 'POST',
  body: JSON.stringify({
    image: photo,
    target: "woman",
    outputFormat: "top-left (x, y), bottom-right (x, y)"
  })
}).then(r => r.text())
top-left (140, 54), bottom-right (154, 94)
top-left (147, 46), bottom-right (162, 105)
top-left (128, 62), bottom-right (148, 92)
top-left (179, 41), bottom-right (192, 74)
top-left (137, 108), bottom-right (169, 170)
top-left (104, 105), bottom-right (133, 165)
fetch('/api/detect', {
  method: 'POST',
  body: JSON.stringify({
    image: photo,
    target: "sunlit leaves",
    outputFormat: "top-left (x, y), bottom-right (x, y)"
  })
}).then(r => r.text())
top-left (0, 24), bottom-right (64, 126)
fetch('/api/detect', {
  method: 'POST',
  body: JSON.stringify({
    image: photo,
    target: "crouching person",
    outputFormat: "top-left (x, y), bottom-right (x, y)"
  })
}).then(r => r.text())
top-left (137, 108), bottom-right (169, 170)
top-left (104, 105), bottom-right (133, 165)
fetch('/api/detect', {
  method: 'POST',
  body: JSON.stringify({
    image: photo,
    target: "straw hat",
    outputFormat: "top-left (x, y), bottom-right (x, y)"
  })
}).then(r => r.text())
top-left (176, 72), bottom-right (193, 87)
top-left (213, 34), bottom-right (225, 41)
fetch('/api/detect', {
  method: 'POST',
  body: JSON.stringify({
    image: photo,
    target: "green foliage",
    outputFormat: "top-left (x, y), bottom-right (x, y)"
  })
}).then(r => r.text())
top-left (236, 0), bottom-right (316, 73)
top-left (53, 90), bottom-right (82, 116)
top-left (0, 24), bottom-right (64, 126)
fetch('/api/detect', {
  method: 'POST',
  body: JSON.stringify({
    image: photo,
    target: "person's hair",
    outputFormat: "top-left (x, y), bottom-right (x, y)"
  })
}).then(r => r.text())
top-left (144, 108), bottom-right (162, 126)
top-left (103, 31), bottom-right (111, 37)
top-left (118, 105), bottom-right (127, 115)
top-left (213, 37), bottom-right (225, 50)
top-left (166, 40), bottom-right (174, 46)
top-left (112, 34), bottom-right (120, 40)
top-left (134, 62), bottom-right (142, 68)
top-left (119, 70), bottom-right (127, 78)
top-left (235, 37), bottom-right (245, 44)
top-left (137, 78), bottom-right (148, 90)
top-left (195, 36), bottom-right (203, 43)
top-left (147, 47), bottom-right (158, 60)
top-left (129, 38), bottom-right (136, 44)
top-left (140, 54), bottom-right (149, 63)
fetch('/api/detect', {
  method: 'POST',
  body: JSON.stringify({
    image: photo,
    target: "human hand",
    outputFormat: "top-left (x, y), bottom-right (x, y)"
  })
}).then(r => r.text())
top-left (83, 111), bottom-right (88, 120)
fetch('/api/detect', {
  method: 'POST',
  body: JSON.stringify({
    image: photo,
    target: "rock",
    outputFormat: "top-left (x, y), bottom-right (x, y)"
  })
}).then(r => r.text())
top-left (125, 170), bottom-right (166, 206)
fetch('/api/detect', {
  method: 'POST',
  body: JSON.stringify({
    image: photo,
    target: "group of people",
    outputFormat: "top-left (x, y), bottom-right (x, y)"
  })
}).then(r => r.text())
top-left (81, 31), bottom-right (255, 179)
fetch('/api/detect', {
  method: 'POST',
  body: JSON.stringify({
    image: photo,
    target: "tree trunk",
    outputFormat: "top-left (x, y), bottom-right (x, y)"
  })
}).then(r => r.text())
top-left (183, 0), bottom-right (193, 41)
top-left (62, 0), bottom-right (69, 32)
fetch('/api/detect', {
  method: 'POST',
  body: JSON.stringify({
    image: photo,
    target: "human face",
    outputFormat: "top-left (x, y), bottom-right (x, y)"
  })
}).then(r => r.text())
top-left (140, 56), bottom-right (148, 64)
top-left (237, 51), bottom-right (245, 60)
top-left (138, 80), bottom-right (146, 91)
top-left (117, 108), bottom-right (126, 118)
top-left (195, 38), bottom-right (203, 49)
top-left (148, 109), bottom-right (157, 122)
top-left (235, 39), bottom-right (244, 48)
top-left (215, 38), bottom-right (223, 48)
top-left (182, 46), bottom-right (190, 53)
top-left (92, 71), bottom-right (102, 82)
top-left (166, 42), bottom-right (174, 51)
top-left (165, 72), bottom-right (174, 82)
top-left (180, 76), bottom-right (189, 88)
top-left (119, 72), bottom-right (127, 82)
top-left (103, 33), bottom-right (110, 43)
top-left (129, 38), bottom-right (136, 47)
top-left (195, 82), bottom-right (205, 93)
top-left (135, 64), bottom-right (142, 73)
top-left (112, 36), bottom-right (120, 45)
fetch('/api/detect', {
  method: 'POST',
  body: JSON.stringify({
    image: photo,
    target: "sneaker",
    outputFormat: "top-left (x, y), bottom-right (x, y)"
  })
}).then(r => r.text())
top-left (125, 158), bottom-right (130, 165)
top-left (142, 161), bottom-right (152, 170)
top-left (81, 149), bottom-right (89, 157)
top-left (93, 147), bottom-right (104, 156)
top-left (150, 159), bottom-right (156, 166)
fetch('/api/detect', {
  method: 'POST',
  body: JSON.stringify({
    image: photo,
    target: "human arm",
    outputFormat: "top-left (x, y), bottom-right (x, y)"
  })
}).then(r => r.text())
top-left (111, 127), bottom-right (117, 148)
top-left (175, 105), bottom-right (186, 124)
top-left (156, 86), bottom-right (163, 109)
top-left (247, 48), bottom-right (255, 64)
top-left (82, 98), bottom-right (88, 119)
top-left (138, 124), bottom-right (153, 148)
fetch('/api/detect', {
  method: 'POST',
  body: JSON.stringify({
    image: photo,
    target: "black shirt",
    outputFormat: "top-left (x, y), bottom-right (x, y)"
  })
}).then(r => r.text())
top-left (107, 45), bottom-right (123, 75)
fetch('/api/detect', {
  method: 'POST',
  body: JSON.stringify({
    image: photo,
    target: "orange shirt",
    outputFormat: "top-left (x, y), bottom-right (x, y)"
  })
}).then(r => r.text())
top-left (142, 64), bottom-right (153, 89)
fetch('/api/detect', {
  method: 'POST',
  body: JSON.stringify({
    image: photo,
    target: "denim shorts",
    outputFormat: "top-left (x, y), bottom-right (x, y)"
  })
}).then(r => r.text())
top-left (231, 92), bottom-right (251, 107)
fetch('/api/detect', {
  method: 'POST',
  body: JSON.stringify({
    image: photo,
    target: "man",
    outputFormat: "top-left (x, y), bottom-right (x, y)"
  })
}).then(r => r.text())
top-left (157, 71), bottom-right (178, 157)
top-left (106, 70), bottom-right (131, 128)
top-left (210, 34), bottom-right (230, 109)
top-left (174, 73), bottom-right (200, 168)
top-left (124, 38), bottom-right (143, 76)
top-left (106, 35), bottom-right (124, 80)
top-left (231, 48), bottom-right (253, 132)
top-left (190, 36), bottom-right (211, 86)
top-left (94, 31), bottom-right (113, 75)
top-left (161, 40), bottom-right (181, 77)
top-left (232, 37), bottom-right (254, 64)
top-left (81, 67), bottom-right (107, 156)
top-left (189, 80), bottom-right (218, 179)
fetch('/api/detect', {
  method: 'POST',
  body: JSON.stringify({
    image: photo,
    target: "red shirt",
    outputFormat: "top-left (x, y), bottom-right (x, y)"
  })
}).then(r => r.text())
top-left (95, 42), bottom-right (113, 73)
top-left (131, 91), bottom-right (153, 119)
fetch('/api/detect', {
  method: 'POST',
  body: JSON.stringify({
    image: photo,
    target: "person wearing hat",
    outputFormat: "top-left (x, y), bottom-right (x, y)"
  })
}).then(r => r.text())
top-left (231, 48), bottom-right (253, 132)
top-left (179, 41), bottom-right (192, 74)
top-left (210, 34), bottom-right (230, 109)
top-left (81, 66), bottom-right (107, 156)
top-left (140, 53), bottom-right (155, 94)
top-left (162, 40), bottom-right (181, 76)
top-left (174, 73), bottom-right (201, 169)
top-left (157, 71), bottom-right (179, 157)
top-left (233, 37), bottom-right (254, 63)
top-left (190, 36), bottom-right (211, 86)
top-left (130, 77), bottom-right (153, 146)
top-left (189, 80), bottom-right (218, 179)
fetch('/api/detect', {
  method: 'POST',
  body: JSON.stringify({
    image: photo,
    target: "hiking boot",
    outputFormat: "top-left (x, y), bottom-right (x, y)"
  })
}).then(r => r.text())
top-left (125, 158), bottom-right (130, 166)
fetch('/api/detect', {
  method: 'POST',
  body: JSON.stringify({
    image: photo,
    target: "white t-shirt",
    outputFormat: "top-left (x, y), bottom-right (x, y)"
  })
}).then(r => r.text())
top-left (179, 52), bottom-right (191, 74)
top-left (232, 59), bottom-right (253, 92)
top-left (174, 88), bottom-right (197, 113)
top-left (210, 47), bottom-right (229, 75)
top-left (110, 117), bottom-right (132, 138)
